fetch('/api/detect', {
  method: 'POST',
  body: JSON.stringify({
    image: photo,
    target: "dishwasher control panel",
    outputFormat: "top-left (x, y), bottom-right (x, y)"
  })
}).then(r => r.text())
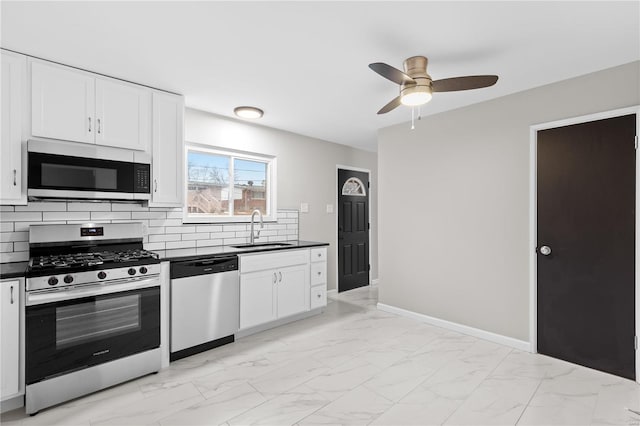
top-left (170, 255), bottom-right (238, 279)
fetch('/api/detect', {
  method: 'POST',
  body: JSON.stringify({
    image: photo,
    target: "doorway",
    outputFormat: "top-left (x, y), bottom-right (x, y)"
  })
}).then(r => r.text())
top-left (337, 168), bottom-right (370, 293)
top-left (533, 111), bottom-right (637, 380)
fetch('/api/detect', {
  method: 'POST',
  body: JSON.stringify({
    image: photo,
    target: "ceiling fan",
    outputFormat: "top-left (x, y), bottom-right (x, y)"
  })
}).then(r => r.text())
top-left (369, 56), bottom-right (499, 114)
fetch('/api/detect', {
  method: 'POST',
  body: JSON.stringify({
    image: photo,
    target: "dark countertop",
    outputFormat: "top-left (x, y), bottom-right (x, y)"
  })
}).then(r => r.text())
top-left (161, 240), bottom-right (329, 263)
top-left (0, 261), bottom-right (28, 280)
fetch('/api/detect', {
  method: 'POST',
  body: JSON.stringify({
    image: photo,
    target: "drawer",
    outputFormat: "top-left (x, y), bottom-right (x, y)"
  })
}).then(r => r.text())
top-left (310, 285), bottom-right (327, 309)
top-left (240, 248), bottom-right (310, 273)
top-left (310, 247), bottom-right (327, 263)
top-left (310, 262), bottom-right (326, 286)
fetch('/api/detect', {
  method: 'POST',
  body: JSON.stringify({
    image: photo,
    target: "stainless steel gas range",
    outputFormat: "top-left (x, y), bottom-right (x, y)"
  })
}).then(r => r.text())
top-left (24, 222), bottom-right (162, 415)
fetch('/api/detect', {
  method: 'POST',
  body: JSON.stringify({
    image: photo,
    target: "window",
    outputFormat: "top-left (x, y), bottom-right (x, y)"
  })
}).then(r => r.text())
top-left (184, 144), bottom-right (277, 223)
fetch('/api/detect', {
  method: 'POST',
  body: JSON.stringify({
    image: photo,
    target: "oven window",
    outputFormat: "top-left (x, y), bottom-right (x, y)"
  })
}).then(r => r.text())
top-left (42, 163), bottom-right (118, 191)
top-left (56, 294), bottom-right (141, 348)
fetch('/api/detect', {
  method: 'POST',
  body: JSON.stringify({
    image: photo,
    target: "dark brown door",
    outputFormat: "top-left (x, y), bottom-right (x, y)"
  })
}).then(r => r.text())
top-left (338, 169), bottom-right (370, 292)
top-left (537, 114), bottom-right (636, 380)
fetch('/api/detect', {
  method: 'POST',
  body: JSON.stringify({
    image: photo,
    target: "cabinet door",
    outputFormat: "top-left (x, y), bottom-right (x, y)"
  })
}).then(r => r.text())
top-left (31, 60), bottom-right (95, 144)
top-left (240, 270), bottom-right (277, 329)
top-left (95, 77), bottom-right (150, 151)
top-left (150, 92), bottom-right (183, 206)
top-left (276, 264), bottom-right (310, 319)
top-left (1, 280), bottom-right (20, 398)
top-left (1, 51), bottom-right (26, 204)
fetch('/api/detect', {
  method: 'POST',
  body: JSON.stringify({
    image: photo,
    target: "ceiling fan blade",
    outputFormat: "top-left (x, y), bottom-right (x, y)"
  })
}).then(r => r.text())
top-left (369, 62), bottom-right (415, 85)
top-left (432, 75), bottom-right (498, 92)
top-left (377, 96), bottom-right (402, 114)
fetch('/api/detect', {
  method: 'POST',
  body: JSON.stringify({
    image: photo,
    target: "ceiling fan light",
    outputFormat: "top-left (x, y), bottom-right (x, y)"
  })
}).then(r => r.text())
top-left (234, 106), bottom-right (264, 119)
top-left (400, 91), bottom-right (432, 106)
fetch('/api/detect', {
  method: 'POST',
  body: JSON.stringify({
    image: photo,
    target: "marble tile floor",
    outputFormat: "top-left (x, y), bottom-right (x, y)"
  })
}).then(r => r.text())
top-left (3, 285), bottom-right (640, 425)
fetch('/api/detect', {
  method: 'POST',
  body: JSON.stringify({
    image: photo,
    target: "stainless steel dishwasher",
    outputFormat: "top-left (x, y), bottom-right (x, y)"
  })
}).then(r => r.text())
top-left (170, 255), bottom-right (239, 361)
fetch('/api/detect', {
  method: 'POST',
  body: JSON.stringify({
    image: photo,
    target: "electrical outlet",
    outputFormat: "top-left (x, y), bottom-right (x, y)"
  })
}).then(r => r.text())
top-left (326, 204), bottom-right (334, 214)
top-left (300, 202), bottom-right (309, 213)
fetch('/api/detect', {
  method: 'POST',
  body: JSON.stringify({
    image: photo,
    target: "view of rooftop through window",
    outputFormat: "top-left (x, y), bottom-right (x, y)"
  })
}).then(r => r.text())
top-left (187, 149), bottom-right (268, 217)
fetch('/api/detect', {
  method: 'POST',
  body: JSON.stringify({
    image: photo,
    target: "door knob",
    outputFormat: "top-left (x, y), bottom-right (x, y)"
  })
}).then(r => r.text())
top-left (539, 245), bottom-right (552, 256)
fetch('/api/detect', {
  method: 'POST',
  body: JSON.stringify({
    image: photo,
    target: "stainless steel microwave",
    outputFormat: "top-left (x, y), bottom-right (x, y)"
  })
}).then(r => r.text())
top-left (27, 140), bottom-right (151, 201)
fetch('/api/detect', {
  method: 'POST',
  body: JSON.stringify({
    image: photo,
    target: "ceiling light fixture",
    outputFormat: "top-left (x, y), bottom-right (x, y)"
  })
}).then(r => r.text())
top-left (400, 85), bottom-right (432, 106)
top-left (234, 106), bottom-right (263, 119)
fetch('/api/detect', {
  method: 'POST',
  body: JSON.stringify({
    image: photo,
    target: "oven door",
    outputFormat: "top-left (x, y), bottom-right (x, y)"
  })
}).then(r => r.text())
top-left (27, 151), bottom-right (150, 200)
top-left (26, 284), bottom-right (160, 385)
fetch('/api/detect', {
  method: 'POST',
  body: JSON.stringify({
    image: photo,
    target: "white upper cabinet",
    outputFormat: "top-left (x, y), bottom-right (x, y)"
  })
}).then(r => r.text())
top-left (1, 50), bottom-right (27, 204)
top-left (150, 91), bottom-right (184, 206)
top-left (31, 60), bottom-right (95, 144)
top-left (30, 59), bottom-right (151, 151)
top-left (95, 77), bottom-right (150, 151)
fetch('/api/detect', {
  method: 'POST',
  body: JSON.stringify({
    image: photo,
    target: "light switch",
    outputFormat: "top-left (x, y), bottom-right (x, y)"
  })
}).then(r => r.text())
top-left (326, 204), bottom-right (334, 214)
top-left (300, 202), bottom-right (309, 213)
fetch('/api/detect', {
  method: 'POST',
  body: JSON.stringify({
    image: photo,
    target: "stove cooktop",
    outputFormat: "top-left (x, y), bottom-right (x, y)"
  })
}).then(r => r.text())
top-left (27, 249), bottom-right (160, 277)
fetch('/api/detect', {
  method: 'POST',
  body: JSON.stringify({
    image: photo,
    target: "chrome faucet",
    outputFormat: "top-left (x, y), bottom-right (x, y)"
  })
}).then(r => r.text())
top-left (249, 209), bottom-right (263, 245)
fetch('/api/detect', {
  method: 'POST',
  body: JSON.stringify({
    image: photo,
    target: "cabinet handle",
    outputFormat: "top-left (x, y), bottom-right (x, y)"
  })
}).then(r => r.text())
top-left (317, 293), bottom-right (321, 298)
top-left (97, 118), bottom-right (101, 134)
top-left (273, 272), bottom-right (277, 284)
top-left (13, 169), bottom-right (16, 186)
top-left (278, 272), bottom-right (282, 282)
top-left (88, 117), bottom-right (92, 132)
top-left (317, 271), bottom-right (321, 276)
top-left (10, 285), bottom-right (14, 304)
top-left (154, 179), bottom-right (158, 193)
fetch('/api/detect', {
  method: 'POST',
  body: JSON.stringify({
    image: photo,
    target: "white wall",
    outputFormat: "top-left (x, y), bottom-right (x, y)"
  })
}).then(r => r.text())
top-left (186, 108), bottom-right (378, 290)
top-left (378, 61), bottom-right (640, 341)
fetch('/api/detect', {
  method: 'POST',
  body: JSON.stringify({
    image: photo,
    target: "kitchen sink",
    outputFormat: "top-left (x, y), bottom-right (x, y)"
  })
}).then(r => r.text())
top-left (231, 242), bottom-right (293, 249)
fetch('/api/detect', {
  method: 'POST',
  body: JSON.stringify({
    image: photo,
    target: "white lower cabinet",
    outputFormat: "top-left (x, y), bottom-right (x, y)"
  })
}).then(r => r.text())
top-left (240, 249), bottom-right (310, 330)
top-left (1, 280), bottom-right (20, 401)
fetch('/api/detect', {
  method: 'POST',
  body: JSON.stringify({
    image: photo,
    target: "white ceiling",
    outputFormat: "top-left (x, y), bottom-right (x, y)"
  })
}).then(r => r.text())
top-left (2, 1), bottom-right (639, 152)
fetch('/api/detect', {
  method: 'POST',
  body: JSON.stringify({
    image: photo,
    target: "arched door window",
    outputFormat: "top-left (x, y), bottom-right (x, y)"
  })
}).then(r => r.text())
top-left (342, 177), bottom-right (366, 196)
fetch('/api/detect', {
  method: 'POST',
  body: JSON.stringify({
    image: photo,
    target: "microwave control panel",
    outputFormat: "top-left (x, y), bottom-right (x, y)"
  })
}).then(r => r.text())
top-left (134, 164), bottom-right (151, 193)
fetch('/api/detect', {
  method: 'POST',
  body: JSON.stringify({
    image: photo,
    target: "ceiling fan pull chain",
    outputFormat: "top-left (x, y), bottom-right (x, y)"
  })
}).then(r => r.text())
top-left (411, 107), bottom-right (415, 130)
top-left (418, 106), bottom-right (422, 120)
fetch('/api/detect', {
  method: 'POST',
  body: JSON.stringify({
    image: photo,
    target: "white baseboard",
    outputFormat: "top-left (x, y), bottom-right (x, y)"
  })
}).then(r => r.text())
top-left (371, 279), bottom-right (379, 286)
top-left (377, 303), bottom-right (531, 352)
top-left (327, 288), bottom-right (337, 296)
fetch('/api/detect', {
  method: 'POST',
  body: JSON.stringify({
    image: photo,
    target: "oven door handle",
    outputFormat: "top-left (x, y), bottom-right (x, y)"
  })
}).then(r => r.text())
top-left (26, 277), bottom-right (160, 306)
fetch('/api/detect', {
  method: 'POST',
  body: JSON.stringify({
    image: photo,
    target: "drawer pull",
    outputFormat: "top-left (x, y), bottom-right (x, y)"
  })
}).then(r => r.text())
top-left (10, 285), bottom-right (14, 304)
top-left (316, 293), bottom-right (321, 298)
top-left (317, 271), bottom-right (321, 276)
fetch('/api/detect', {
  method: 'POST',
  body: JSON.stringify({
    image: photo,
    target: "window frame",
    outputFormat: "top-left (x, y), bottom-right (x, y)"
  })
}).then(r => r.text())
top-left (183, 143), bottom-right (277, 223)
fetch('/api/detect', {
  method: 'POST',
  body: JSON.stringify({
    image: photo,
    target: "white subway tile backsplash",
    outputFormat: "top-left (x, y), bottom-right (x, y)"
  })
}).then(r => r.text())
top-left (0, 251), bottom-right (28, 263)
top-left (165, 226), bottom-right (195, 234)
top-left (67, 202), bottom-right (112, 212)
top-left (0, 232), bottom-right (28, 242)
top-left (165, 240), bottom-right (196, 250)
top-left (0, 202), bottom-right (298, 261)
top-left (144, 242), bottom-right (166, 251)
top-left (0, 212), bottom-right (43, 222)
top-left (111, 203), bottom-right (149, 211)
top-left (196, 240), bottom-right (222, 247)
top-left (15, 202), bottom-right (67, 212)
top-left (131, 211), bottom-right (166, 220)
top-left (91, 211), bottom-right (132, 220)
top-left (149, 234), bottom-right (181, 243)
top-left (196, 225), bottom-right (223, 233)
top-left (181, 233), bottom-right (210, 241)
top-left (15, 221), bottom-right (66, 232)
top-left (13, 241), bottom-right (28, 252)
top-left (43, 212), bottom-right (90, 221)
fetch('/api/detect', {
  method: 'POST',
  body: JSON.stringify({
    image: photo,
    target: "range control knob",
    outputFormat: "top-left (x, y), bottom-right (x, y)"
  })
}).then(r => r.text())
top-left (97, 271), bottom-right (107, 280)
top-left (48, 277), bottom-right (59, 286)
top-left (63, 275), bottom-right (74, 284)
top-left (128, 268), bottom-right (136, 276)
top-left (139, 266), bottom-right (148, 274)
